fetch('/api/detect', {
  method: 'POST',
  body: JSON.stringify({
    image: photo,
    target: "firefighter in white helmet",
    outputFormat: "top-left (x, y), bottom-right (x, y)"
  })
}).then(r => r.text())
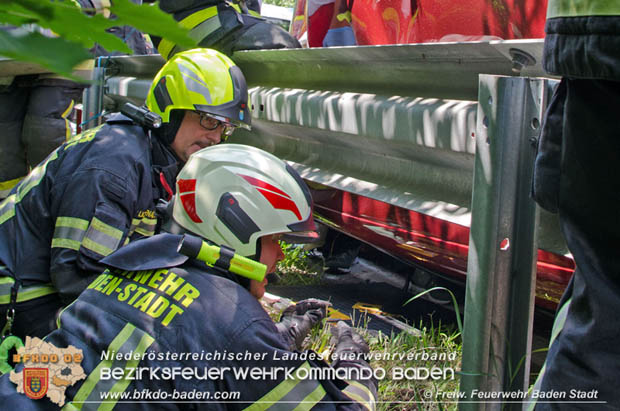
top-left (0, 144), bottom-right (377, 409)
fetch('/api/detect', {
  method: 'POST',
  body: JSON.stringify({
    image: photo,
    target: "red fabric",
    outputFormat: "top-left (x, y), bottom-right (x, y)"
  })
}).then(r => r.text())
top-left (160, 172), bottom-right (174, 201)
top-left (308, 3), bottom-right (334, 47)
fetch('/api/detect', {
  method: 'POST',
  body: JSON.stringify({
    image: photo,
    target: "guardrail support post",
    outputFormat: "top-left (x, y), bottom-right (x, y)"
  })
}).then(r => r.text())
top-left (81, 66), bottom-right (105, 131)
top-left (459, 75), bottom-right (551, 410)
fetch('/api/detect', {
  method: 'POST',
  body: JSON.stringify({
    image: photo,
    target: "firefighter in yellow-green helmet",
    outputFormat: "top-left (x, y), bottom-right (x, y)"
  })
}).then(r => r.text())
top-left (0, 48), bottom-right (251, 342)
top-left (147, 48), bottom-right (251, 162)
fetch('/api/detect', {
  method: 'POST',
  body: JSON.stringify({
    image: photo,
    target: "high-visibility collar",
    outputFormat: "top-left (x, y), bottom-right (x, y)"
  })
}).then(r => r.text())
top-left (547, 0), bottom-right (620, 19)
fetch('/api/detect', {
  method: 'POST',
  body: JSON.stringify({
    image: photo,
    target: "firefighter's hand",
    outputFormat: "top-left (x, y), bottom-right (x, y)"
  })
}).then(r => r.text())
top-left (331, 321), bottom-right (370, 364)
top-left (275, 299), bottom-right (331, 350)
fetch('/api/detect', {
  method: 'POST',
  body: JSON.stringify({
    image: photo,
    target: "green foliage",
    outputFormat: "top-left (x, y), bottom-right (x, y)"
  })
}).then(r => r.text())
top-left (276, 242), bottom-right (324, 285)
top-left (405, 287), bottom-right (463, 337)
top-left (0, 29), bottom-right (91, 76)
top-left (371, 320), bottom-right (462, 410)
top-left (0, 0), bottom-right (195, 77)
top-left (301, 314), bottom-right (462, 410)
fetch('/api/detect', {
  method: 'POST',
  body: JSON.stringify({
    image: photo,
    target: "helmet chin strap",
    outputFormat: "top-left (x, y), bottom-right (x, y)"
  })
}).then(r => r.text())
top-left (158, 198), bottom-right (264, 291)
top-left (158, 197), bottom-right (263, 258)
top-left (152, 109), bottom-right (185, 146)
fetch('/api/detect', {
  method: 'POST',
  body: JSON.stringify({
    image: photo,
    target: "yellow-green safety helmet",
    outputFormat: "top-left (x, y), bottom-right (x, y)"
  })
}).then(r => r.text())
top-left (146, 48), bottom-right (251, 132)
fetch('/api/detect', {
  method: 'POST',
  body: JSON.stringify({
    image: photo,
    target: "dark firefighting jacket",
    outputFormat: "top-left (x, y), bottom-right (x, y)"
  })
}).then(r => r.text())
top-left (0, 234), bottom-right (377, 410)
top-left (154, 0), bottom-right (300, 59)
top-left (74, 0), bottom-right (152, 56)
top-left (543, 0), bottom-right (620, 80)
top-left (0, 114), bottom-right (177, 307)
top-left (534, 1), bottom-right (620, 215)
top-left (528, 2), bottom-right (620, 409)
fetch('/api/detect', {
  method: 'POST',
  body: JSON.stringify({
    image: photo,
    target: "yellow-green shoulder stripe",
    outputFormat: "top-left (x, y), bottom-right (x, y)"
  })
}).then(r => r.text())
top-left (547, 0), bottom-right (620, 18)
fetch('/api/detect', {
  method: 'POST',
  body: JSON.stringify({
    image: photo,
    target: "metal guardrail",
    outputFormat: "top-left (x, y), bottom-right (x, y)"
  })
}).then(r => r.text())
top-left (234, 40), bottom-right (550, 100)
top-left (96, 41), bottom-right (566, 257)
top-left (461, 75), bottom-right (553, 410)
top-left (95, 39), bottom-right (549, 100)
top-left (96, 40), bottom-right (562, 406)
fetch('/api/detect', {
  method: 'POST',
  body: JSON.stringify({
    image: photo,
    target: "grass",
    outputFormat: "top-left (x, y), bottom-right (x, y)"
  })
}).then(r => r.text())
top-left (299, 312), bottom-right (462, 410)
top-left (274, 243), bottom-right (325, 285)
top-left (268, 243), bottom-right (464, 410)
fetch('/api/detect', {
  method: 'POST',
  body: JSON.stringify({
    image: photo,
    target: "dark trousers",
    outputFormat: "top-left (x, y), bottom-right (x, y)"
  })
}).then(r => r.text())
top-left (0, 294), bottom-right (63, 340)
top-left (533, 78), bottom-right (620, 409)
top-left (0, 77), bottom-right (83, 199)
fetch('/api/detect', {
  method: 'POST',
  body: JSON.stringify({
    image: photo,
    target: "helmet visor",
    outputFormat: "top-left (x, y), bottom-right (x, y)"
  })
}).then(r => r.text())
top-left (280, 230), bottom-right (320, 244)
top-left (281, 216), bottom-right (319, 244)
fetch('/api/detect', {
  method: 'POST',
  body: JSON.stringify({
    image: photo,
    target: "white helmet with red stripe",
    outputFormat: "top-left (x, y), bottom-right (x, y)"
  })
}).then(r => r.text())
top-left (171, 144), bottom-right (317, 256)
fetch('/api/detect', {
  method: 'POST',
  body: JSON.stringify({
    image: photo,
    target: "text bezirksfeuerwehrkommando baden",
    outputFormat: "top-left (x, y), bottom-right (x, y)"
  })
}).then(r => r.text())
top-left (99, 349), bottom-right (458, 382)
top-left (101, 349), bottom-right (458, 363)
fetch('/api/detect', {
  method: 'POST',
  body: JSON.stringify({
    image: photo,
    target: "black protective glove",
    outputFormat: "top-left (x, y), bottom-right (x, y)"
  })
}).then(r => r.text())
top-left (331, 321), bottom-right (378, 407)
top-left (330, 321), bottom-right (370, 367)
top-left (275, 299), bottom-right (331, 350)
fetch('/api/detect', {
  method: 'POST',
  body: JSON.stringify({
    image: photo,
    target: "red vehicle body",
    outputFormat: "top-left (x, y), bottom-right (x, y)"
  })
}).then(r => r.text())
top-left (311, 186), bottom-right (574, 311)
top-left (292, 0), bottom-right (546, 45)
top-left (289, 0), bottom-right (573, 311)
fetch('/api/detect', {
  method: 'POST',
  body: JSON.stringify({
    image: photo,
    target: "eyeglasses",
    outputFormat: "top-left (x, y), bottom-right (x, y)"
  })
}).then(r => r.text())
top-left (196, 112), bottom-right (236, 141)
